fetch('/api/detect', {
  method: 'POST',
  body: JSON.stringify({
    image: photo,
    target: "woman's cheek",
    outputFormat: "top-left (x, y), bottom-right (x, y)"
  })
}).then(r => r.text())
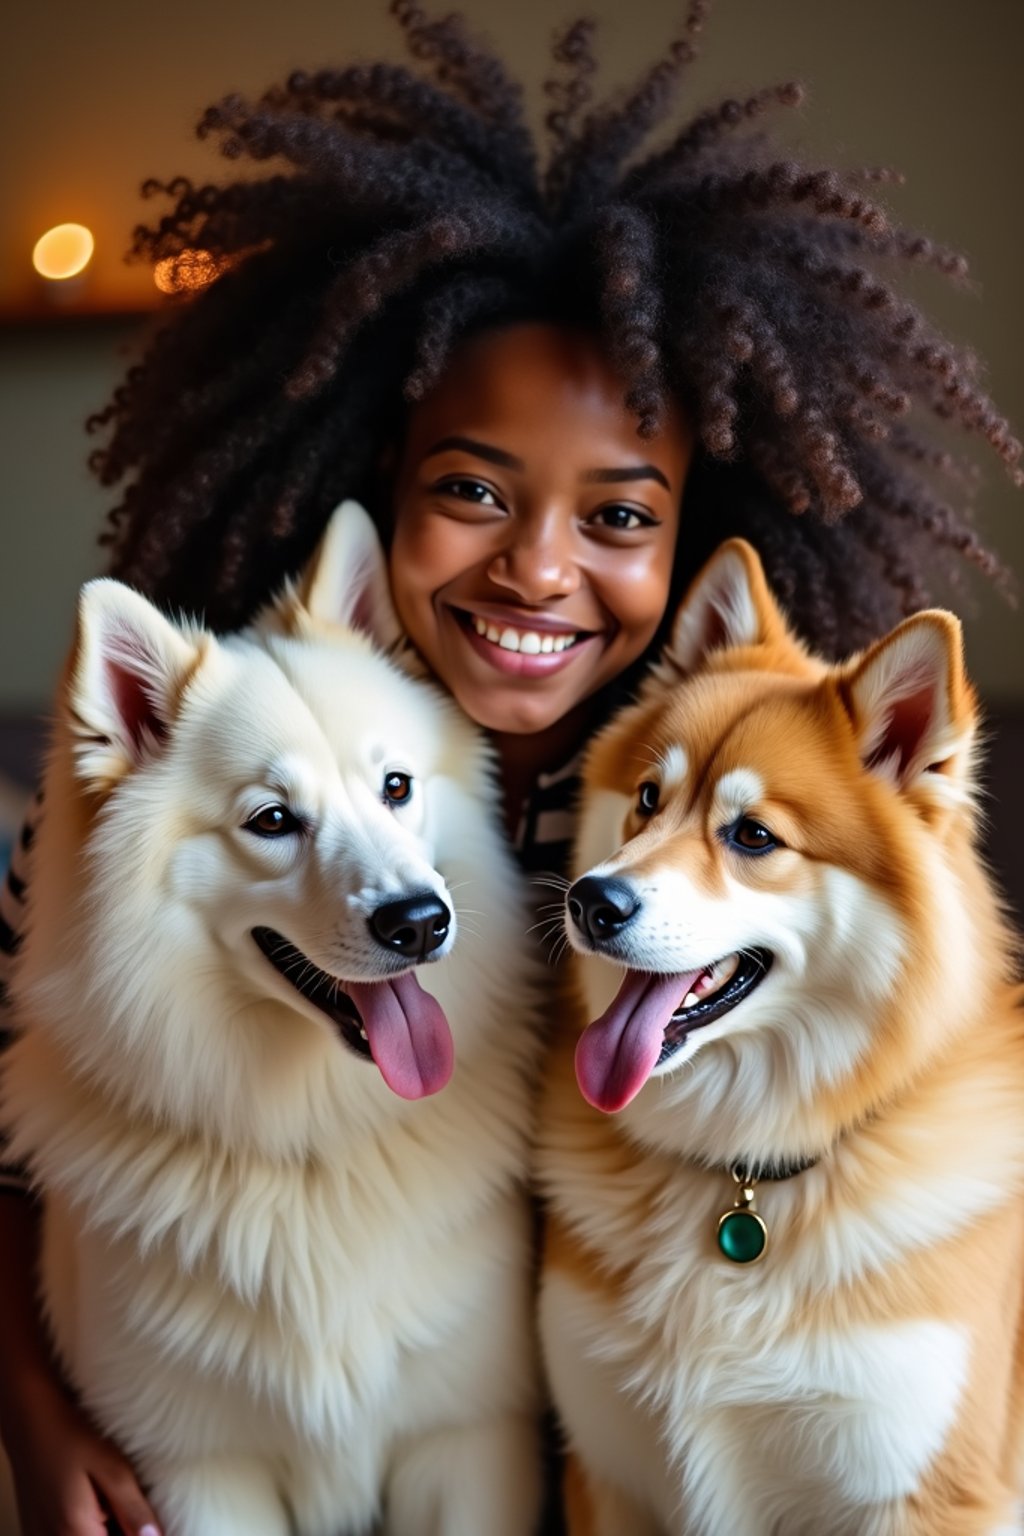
top-left (595, 547), bottom-right (673, 644)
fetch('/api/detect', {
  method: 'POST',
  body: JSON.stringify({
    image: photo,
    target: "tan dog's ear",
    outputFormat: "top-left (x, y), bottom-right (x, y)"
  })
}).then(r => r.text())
top-left (275, 499), bottom-right (402, 650)
top-left (661, 539), bottom-right (787, 675)
top-left (67, 580), bottom-right (206, 790)
top-left (841, 610), bottom-right (977, 794)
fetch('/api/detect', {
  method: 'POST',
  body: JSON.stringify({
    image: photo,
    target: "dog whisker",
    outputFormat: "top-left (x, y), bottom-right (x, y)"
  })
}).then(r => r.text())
top-left (528, 917), bottom-right (566, 942)
top-left (548, 934), bottom-right (573, 967)
top-left (530, 874), bottom-right (571, 895)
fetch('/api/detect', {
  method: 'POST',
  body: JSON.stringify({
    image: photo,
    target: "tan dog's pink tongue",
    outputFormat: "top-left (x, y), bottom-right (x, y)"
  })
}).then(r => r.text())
top-left (575, 969), bottom-right (704, 1113)
top-left (347, 972), bottom-right (454, 1099)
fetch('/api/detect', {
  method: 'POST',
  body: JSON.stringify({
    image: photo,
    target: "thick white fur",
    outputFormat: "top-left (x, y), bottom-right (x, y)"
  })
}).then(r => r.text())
top-left (1, 503), bottom-right (541, 1536)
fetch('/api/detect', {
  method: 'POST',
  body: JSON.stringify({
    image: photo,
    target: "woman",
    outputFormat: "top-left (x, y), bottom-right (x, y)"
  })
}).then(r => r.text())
top-left (0, 3), bottom-right (1016, 1531)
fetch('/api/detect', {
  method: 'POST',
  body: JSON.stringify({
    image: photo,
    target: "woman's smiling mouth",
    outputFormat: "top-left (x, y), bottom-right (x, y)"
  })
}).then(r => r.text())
top-left (449, 605), bottom-right (602, 677)
top-left (470, 615), bottom-right (578, 654)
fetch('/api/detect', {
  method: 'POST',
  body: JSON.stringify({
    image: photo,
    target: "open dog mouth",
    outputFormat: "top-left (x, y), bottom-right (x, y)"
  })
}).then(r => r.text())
top-left (658, 949), bottom-right (772, 1063)
top-left (251, 927), bottom-right (454, 1100)
top-left (252, 926), bottom-right (372, 1058)
top-left (575, 948), bottom-right (773, 1114)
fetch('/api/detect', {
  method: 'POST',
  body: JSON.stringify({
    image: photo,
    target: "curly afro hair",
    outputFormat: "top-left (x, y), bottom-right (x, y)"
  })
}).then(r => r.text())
top-left (88, 0), bottom-right (1020, 658)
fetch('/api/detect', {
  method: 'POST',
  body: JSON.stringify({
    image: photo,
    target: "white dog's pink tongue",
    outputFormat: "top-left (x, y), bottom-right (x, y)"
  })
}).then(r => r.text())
top-left (347, 973), bottom-right (454, 1099)
top-left (575, 969), bottom-right (704, 1113)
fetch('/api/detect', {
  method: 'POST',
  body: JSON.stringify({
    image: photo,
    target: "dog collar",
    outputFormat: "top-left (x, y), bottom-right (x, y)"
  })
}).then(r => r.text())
top-left (714, 1155), bottom-right (821, 1266)
top-left (728, 1155), bottom-right (821, 1183)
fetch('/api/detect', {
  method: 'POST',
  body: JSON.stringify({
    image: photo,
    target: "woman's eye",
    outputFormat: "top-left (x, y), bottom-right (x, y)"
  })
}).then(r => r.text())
top-left (244, 803), bottom-right (303, 838)
top-left (637, 781), bottom-right (660, 816)
top-left (383, 771), bottom-right (413, 806)
top-left (591, 504), bottom-right (656, 532)
top-left (728, 817), bottom-right (778, 854)
top-left (438, 477), bottom-right (498, 507)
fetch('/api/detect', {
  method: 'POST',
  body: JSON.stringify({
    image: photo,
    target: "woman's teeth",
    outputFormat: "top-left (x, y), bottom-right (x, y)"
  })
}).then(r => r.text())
top-left (471, 616), bottom-right (578, 654)
top-left (680, 953), bottom-right (740, 1010)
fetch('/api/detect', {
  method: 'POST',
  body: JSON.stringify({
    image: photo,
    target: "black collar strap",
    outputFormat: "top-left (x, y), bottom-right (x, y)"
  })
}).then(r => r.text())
top-left (724, 1154), bottom-right (821, 1183)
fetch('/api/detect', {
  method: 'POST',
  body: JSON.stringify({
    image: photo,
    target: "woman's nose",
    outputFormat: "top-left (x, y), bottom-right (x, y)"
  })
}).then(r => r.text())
top-left (485, 516), bottom-right (579, 602)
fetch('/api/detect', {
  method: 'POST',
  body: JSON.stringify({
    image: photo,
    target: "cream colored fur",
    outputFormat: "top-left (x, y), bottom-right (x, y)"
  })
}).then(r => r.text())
top-left (0, 502), bottom-right (542, 1536)
top-left (537, 539), bottom-right (1024, 1536)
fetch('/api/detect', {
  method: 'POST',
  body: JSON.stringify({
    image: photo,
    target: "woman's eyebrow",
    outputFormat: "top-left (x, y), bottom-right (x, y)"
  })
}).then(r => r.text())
top-left (582, 464), bottom-right (671, 491)
top-left (422, 436), bottom-right (671, 492)
top-left (423, 435), bottom-right (523, 471)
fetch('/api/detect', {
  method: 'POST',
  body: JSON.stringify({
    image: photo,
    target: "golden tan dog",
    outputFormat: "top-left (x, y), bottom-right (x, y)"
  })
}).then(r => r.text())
top-left (537, 539), bottom-right (1024, 1536)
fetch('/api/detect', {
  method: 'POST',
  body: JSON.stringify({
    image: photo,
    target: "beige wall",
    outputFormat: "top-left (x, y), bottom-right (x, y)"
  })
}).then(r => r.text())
top-left (1, 0), bottom-right (1022, 707)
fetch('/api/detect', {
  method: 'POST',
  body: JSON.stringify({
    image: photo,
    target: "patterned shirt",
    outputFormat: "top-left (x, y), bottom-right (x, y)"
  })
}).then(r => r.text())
top-left (0, 789), bottom-right (40, 1193)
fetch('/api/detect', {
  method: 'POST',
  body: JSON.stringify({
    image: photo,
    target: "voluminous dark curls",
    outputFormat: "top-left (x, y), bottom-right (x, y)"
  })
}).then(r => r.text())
top-left (90, 0), bottom-right (1019, 655)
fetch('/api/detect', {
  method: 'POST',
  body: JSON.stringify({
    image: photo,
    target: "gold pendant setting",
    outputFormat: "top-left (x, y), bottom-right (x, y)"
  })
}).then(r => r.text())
top-left (716, 1169), bottom-right (768, 1264)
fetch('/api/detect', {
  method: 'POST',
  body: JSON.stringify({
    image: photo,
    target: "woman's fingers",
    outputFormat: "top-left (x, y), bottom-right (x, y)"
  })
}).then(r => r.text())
top-left (13, 1464), bottom-right (109, 1536)
top-left (90, 1456), bottom-right (162, 1536)
top-left (6, 1379), bottom-right (162, 1536)
top-left (59, 1474), bottom-right (115, 1536)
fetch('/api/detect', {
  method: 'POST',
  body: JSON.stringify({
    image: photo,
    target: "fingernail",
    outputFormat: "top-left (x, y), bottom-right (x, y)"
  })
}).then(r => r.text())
top-left (140, 1525), bottom-right (161, 1536)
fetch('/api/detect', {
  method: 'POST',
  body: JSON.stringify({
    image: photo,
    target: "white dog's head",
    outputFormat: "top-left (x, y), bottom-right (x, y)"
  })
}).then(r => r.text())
top-left (28, 502), bottom-right (498, 1147)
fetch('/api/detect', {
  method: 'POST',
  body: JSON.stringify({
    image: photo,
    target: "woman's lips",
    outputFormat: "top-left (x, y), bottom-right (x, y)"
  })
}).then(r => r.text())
top-left (449, 606), bottom-right (601, 677)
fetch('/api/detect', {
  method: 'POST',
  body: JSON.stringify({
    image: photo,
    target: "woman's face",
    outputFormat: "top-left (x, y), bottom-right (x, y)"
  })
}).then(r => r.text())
top-left (389, 323), bottom-right (693, 735)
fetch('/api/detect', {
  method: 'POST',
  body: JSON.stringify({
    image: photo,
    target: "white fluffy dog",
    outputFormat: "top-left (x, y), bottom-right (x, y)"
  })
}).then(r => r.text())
top-left (0, 502), bottom-right (541, 1536)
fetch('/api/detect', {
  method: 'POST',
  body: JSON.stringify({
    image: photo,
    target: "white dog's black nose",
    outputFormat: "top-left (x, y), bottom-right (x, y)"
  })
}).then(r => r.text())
top-left (370, 893), bottom-right (451, 959)
top-left (568, 877), bottom-right (641, 943)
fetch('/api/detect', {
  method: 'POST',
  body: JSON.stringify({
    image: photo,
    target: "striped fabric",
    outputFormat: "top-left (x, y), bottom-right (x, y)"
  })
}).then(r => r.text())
top-left (0, 791), bottom-right (41, 1195)
top-left (512, 753), bottom-right (581, 877)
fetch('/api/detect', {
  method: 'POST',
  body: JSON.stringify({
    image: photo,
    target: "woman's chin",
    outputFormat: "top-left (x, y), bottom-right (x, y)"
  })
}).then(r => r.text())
top-left (451, 682), bottom-right (578, 738)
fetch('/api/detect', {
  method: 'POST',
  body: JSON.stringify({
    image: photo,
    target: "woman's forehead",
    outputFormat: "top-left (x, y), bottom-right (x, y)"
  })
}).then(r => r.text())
top-left (401, 320), bottom-right (692, 477)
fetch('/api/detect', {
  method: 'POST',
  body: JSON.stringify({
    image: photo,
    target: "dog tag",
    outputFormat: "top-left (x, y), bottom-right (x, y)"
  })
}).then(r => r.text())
top-left (716, 1171), bottom-right (767, 1264)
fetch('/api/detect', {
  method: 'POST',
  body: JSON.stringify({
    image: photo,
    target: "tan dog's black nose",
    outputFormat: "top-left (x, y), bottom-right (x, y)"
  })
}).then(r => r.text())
top-left (568, 877), bottom-right (640, 944)
top-left (370, 893), bottom-right (451, 959)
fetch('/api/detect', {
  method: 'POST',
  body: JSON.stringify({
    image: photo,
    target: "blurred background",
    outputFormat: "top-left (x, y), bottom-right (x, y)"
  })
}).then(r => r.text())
top-left (1, 0), bottom-right (1022, 910)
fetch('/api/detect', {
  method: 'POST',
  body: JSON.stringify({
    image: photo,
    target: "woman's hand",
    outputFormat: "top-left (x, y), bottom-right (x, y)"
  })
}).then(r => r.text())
top-left (0, 1195), bottom-right (161, 1536)
top-left (5, 1367), bottom-right (161, 1536)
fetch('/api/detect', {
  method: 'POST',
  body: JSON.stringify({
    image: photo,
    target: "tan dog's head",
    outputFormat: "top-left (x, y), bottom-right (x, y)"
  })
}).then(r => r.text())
top-left (567, 540), bottom-right (995, 1164)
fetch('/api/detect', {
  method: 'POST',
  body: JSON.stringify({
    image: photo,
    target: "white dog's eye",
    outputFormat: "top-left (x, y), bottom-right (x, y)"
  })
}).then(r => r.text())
top-left (383, 771), bottom-right (413, 807)
top-left (636, 780), bottom-right (660, 816)
top-left (244, 803), bottom-right (304, 838)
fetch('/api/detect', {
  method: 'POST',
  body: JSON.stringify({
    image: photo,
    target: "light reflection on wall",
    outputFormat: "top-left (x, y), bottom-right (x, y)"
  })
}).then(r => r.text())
top-left (31, 224), bottom-right (95, 282)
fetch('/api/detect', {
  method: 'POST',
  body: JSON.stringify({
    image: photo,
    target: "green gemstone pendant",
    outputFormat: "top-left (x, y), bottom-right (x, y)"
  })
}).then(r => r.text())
top-left (716, 1172), bottom-right (768, 1264)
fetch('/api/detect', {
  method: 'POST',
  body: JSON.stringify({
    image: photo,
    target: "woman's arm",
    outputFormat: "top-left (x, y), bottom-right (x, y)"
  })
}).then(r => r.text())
top-left (0, 1196), bottom-right (162, 1536)
top-left (0, 800), bottom-right (162, 1536)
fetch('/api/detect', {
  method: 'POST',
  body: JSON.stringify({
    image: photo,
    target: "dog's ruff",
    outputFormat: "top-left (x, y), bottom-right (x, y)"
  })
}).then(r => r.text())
top-left (537, 538), bottom-right (1024, 1536)
top-left (0, 502), bottom-right (542, 1536)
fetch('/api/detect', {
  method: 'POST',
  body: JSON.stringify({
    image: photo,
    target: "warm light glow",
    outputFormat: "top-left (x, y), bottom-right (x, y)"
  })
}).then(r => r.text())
top-left (32, 223), bottom-right (95, 281)
top-left (153, 248), bottom-right (226, 295)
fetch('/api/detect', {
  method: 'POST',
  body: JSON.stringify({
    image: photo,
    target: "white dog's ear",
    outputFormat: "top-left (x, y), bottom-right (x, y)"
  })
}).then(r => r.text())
top-left (842, 610), bottom-right (976, 793)
top-left (67, 580), bottom-right (205, 789)
top-left (661, 539), bottom-right (786, 675)
top-left (286, 499), bottom-right (402, 649)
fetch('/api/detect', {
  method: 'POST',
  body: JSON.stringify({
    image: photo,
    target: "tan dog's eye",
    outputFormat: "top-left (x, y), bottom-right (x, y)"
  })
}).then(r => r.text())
top-left (637, 781), bottom-right (660, 817)
top-left (244, 803), bottom-right (303, 838)
top-left (727, 817), bottom-right (778, 854)
top-left (383, 771), bottom-right (413, 806)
